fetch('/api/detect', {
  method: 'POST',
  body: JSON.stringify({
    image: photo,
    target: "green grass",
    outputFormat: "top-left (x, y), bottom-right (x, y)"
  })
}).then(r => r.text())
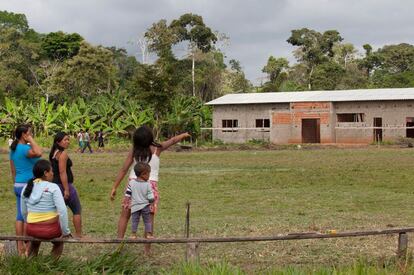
top-left (1, 147), bottom-right (414, 273)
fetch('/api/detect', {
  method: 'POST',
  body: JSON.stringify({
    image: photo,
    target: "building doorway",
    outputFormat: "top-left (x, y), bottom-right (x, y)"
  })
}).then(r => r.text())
top-left (373, 117), bottom-right (382, 142)
top-left (407, 117), bottom-right (414, 138)
top-left (302, 119), bottom-right (320, 143)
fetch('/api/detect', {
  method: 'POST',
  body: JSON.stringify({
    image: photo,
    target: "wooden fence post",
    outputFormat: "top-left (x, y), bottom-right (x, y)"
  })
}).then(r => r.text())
top-left (397, 232), bottom-right (408, 260)
top-left (186, 242), bottom-right (199, 262)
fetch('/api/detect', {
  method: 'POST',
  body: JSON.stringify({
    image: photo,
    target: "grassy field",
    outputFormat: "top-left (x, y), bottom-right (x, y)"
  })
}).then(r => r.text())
top-left (1, 147), bottom-right (414, 273)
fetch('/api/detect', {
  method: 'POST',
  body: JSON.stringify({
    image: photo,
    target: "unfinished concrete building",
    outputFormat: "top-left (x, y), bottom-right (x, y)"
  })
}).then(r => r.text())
top-left (206, 88), bottom-right (414, 144)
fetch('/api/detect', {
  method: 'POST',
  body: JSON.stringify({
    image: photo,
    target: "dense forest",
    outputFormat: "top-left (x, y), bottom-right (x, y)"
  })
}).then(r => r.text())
top-left (1, 10), bottom-right (413, 139)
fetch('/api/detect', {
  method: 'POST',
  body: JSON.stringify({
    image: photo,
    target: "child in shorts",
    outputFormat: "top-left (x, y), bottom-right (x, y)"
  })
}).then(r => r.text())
top-left (124, 162), bottom-right (154, 239)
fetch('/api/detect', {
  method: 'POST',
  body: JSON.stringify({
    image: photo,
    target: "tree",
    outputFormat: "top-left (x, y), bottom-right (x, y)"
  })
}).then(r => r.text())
top-left (230, 59), bottom-right (242, 71)
top-left (368, 43), bottom-right (414, 88)
top-left (358, 44), bottom-right (380, 78)
top-left (0, 10), bottom-right (29, 33)
top-left (41, 31), bottom-right (83, 60)
top-left (260, 56), bottom-right (289, 92)
top-left (145, 19), bottom-right (177, 59)
top-left (287, 28), bottom-right (343, 90)
top-left (48, 41), bottom-right (117, 101)
top-left (262, 56), bottom-right (289, 83)
top-left (223, 59), bottom-right (252, 93)
top-left (332, 43), bottom-right (357, 69)
top-left (0, 26), bottom-right (41, 100)
top-left (311, 62), bottom-right (345, 90)
top-left (376, 43), bottom-right (414, 73)
top-left (170, 13), bottom-right (217, 97)
top-left (107, 47), bottom-right (142, 90)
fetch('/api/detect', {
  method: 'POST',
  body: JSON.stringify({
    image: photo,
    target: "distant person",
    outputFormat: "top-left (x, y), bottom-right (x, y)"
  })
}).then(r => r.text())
top-left (21, 159), bottom-right (71, 258)
top-left (8, 137), bottom-right (13, 148)
top-left (50, 132), bottom-right (83, 237)
top-left (9, 124), bottom-right (42, 256)
top-left (76, 130), bottom-right (84, 153)
top-left (124, 162), bottom-right (154, 241)
top-left (110, 125), bottom-right (189, 253)
top-left (81, 129), bottom-right (93, 153)
top-left (96, 129), bottom-right (105, 152)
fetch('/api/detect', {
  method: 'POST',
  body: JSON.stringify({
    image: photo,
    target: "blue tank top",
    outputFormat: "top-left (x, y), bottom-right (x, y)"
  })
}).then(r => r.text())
top-left (9, 143), bottom-right (41, 183)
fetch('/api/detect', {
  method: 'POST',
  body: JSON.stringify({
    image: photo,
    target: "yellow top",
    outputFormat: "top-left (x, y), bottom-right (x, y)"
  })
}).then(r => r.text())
top-left (27, 179), bottom-right (58, 223)
top-left (27, 211), bottom-right (58, 223)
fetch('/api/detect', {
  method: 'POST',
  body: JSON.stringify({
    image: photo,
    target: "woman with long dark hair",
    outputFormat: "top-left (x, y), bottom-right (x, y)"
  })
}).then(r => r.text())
top-left (49, 131), bottom-right (83, 237)
top-left (21, 159), bottom-right (71, 258)
top-left (9, 124), bottom-right (42, 255)
top-left (110, 125), bottom-right (189, 253)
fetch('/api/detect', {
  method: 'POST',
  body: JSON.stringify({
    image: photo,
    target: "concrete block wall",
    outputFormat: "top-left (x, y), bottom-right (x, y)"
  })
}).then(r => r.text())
top-left (211, 100), bottom-right (414, 144)
top-left (334, 101), bottom-right (414, 143)
top-left (212, 103), bottom-right (289, 143)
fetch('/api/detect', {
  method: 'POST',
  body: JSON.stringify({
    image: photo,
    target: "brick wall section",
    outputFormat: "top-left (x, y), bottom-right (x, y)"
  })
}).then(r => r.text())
top-left (291, 102), bottom-right (331, 110)
top-left (273, 113), bottom-right (291, 124)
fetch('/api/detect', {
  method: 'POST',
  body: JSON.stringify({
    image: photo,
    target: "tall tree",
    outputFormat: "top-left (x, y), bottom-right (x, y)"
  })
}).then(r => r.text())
top-left (169, 13), bottom-right (217, 97)
top-left (287, 28), bottom-right (343, 90)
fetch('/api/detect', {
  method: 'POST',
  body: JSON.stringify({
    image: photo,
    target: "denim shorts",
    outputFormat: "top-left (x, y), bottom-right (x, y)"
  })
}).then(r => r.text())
top-left (14, 183), bottom-right (26, 222)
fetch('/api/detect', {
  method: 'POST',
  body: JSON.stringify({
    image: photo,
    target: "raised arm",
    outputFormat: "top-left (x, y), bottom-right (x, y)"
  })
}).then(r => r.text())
top-left (158, 132), bottom-right (190, 155)
top-left (110, 149), bottom-right (134, 200)
top-left (25, 135), bottom-right (42, 158)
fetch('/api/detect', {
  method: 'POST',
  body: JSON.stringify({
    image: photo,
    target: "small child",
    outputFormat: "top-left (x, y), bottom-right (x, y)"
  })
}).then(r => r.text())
top-left (124, 162), bottom-right (154, 239)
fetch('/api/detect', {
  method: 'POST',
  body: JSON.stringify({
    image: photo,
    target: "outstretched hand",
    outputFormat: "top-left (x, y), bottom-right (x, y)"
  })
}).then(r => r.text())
top-left (110, 188), bottom-right (116, 201)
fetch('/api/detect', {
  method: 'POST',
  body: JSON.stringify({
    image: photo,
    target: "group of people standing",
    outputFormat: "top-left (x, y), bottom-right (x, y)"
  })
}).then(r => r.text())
top-left (10, 125), bottom-right (82, 257)
top-left (76, 129), bottom-right (105, 153)
top-left (9, 124), bottom-right (189, 258)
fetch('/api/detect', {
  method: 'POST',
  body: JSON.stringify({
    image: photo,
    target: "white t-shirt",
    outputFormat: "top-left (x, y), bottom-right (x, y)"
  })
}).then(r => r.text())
top-left (77, 133), bottom-right (84, 142)
top-left (129, 153), bottom-right (160, 182)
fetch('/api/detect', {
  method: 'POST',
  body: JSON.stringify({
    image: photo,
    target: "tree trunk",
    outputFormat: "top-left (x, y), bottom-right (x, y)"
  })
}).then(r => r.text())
top-left (192, 52), bottom-right (195, 97)
top-left (308, 65), bottom-right (314, 90)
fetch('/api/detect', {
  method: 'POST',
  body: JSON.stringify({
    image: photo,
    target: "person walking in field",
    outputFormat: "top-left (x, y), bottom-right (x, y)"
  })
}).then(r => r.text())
top-left (96, 129), bottom-right (105, 152)
top-left (9, 124), bottom-right (42, 256)
top-left (81, 129), bottom-right (93, 153)
top-left (76, 130), bottom-right (84, 153)
top-left (110, 125), bottom-right (189, 253)
top-left (50, 132), bottom-right (83, 237)
top-left (20, 159), bottom-right (71, 258)
top-left (124, 162), bottom-right (154, 242)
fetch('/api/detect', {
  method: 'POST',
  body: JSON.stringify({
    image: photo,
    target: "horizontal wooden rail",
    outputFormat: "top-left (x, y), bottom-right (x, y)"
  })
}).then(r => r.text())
top-left (1, 227), bottom-right (414, 244)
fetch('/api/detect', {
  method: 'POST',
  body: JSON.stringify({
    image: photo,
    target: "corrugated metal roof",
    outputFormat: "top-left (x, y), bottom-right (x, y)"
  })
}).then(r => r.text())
top-left (206, 88), bottom-right (414, 105)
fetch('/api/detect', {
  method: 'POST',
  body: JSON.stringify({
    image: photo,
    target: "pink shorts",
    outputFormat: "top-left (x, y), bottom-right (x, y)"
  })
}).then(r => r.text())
top-left (149, 180), bottom-right (159, 214)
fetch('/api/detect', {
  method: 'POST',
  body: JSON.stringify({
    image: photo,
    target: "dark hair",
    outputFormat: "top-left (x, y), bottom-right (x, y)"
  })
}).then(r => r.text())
top-left (10, 124), bottom-right (31, 151)
top-left (49, 131), bottom-right (68, 161)
top-left (24, 159), bottom-right (52, 198)
top-left (132, 126), bottom-right (161, 163)
top-left (134, 162), bottom-right (151, 177)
